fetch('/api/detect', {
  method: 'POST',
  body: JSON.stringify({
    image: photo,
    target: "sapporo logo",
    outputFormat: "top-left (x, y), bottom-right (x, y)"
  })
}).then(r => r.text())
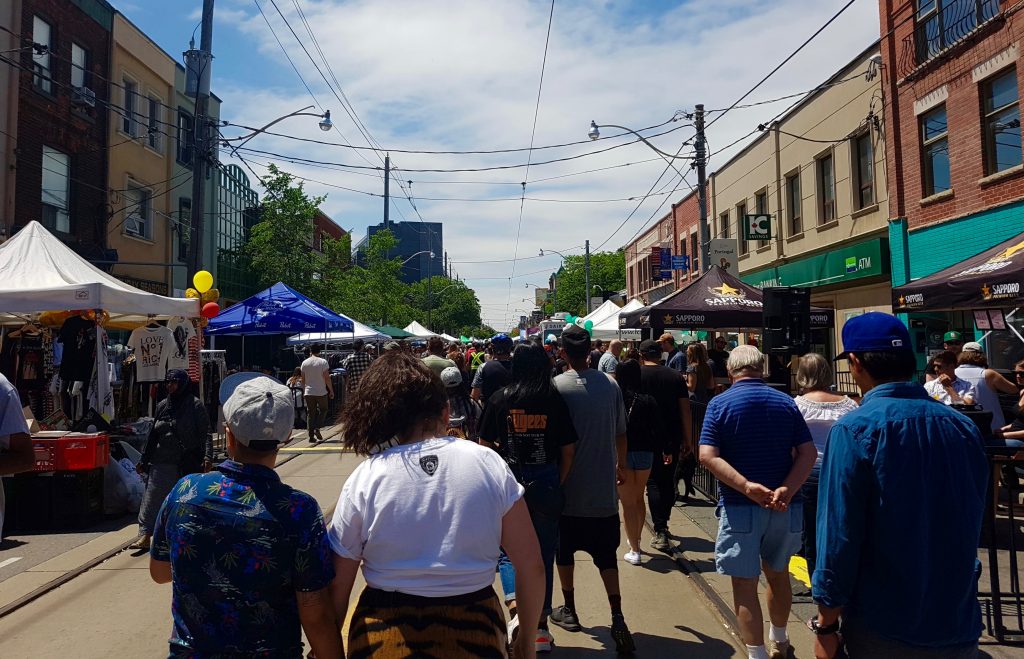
top-left (954, 240), bottom-right (1024, 278)
top-left (898, 293), bottom-right (925, 308)
top-left (674, 314), bottom-right (706, 324)
top-left (982, 282), bottom-right (1020, 300)
top-left (705, 283), bottom-right (760, 307)
top-left (419, 455), bottom-right (438, 476)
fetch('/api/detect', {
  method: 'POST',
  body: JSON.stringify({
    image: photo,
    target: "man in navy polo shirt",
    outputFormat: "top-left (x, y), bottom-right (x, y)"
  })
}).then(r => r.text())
top-left (699, 345), bottom-right (816, 659)
top-left (812, 313), bottom-right (987, 658)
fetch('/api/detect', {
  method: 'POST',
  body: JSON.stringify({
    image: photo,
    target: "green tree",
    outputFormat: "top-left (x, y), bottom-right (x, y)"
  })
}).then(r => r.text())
top-left (407, 276), bottom-right (482, 335)
top-left (549, 250), bottom-right (626, 316)
top-left (244, 165), bottom-right (326, 297)
top-left (323, 230), bottom-right (413, 326)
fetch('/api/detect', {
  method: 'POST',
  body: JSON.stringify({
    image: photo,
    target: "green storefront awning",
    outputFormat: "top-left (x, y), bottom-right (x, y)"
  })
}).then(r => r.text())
top-left (741, 237), bottom-right (889, 289)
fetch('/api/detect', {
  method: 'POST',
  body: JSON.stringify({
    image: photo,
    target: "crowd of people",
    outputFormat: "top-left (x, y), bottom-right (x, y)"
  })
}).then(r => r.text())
top-left (133, 313), bottom-right (1009, 659)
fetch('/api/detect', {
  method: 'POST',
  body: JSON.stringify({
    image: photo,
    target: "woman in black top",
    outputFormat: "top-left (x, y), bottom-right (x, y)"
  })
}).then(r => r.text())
top-left (614, 359), bottom-right (664, 565)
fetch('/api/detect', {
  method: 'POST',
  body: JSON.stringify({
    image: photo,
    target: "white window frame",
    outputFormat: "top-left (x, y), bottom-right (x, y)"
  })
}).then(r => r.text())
top-left (123, 181), bottom-right (153, 241)
top-left (32, 16), bottom-right (52, 93)
top-left (147, 93), bottom-right (164, 153)
top-left (121, 75), bottom-right (139, 137)
top-left (41, 145), bottom-right (70, 233)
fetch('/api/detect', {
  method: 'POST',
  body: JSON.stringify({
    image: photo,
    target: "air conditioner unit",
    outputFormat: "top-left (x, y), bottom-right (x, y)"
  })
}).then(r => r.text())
top-left (72, 86), bottom-right (96, 108)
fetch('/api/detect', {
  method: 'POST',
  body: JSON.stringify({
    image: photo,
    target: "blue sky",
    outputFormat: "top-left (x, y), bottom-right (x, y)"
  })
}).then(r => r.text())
top-left (119, 0), bottom-right (881, 328)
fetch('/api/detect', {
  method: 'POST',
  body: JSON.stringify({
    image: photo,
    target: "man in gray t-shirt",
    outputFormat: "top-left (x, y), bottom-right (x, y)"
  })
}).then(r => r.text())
top-left (549, 326), bottom-right (634, 653)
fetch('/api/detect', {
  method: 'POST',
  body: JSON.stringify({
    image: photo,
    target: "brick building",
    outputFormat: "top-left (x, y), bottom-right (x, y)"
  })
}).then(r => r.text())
top-left (881, 0), bottom-right (1024, 367)
top-left (313, 209), bottom-right (345, 255)
top-left (0, 0), bottom-right (20, 235)
top-left (13, 0), bottom-right (114, 259)
top-left (624, 190), bottom-right (701, 302)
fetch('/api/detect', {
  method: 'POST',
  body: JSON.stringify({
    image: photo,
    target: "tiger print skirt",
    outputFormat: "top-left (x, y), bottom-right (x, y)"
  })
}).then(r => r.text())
top-left (346, 585), bottom-right (508, 658)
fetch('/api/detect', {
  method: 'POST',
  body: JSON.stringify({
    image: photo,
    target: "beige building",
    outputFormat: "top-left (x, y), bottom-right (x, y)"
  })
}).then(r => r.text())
top-left (0, 0), bottom-right (20, 236)
top-left (710, 43), bottom-right (891, 353)
top-left (107, 12), bottom-right (176, 294)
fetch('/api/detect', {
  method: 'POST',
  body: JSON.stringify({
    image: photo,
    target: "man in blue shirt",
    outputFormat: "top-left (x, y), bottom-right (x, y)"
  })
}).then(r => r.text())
top-left (700, 345), bottom-right (816, 659)
top-left (812, 312), bottom-right (987, 658)
top-left (149, 376), bottom-right (341, 659)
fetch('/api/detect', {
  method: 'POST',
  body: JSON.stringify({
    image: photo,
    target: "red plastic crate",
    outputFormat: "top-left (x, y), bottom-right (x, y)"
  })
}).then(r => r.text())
top-left (31, 433), bottom-right (110, 472)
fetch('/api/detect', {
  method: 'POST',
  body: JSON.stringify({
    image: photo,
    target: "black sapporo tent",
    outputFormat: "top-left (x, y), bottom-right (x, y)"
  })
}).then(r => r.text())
top-left (619, 265), bottom-right (835, 332)
top-left (892, 233), bottom-right (1024, 312)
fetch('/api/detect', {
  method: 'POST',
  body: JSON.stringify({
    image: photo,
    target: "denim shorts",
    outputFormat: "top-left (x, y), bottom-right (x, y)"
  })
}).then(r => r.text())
top-left (714, 502), bottom-right (803, 578)
top-left (626, 451), bottom-right (654, 470)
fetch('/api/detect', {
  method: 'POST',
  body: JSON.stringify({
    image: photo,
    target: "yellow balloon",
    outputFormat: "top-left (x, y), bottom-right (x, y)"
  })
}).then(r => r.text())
top-left (193, 270), bottom-right (214, 294)
top-left (185, 288), bottom-right (200, 299)
top-left (201, 288), bottom-right (220, 303)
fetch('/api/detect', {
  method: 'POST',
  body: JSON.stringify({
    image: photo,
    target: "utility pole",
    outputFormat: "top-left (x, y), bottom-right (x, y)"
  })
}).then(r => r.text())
top-left (694, 104), bottom-right (710, 273)
top-left (185, 0), bottom-right (214, 280)
top-left (383, 154), bottom-right (390, 228)
top-left (584, 239), bottom-right (591, 314)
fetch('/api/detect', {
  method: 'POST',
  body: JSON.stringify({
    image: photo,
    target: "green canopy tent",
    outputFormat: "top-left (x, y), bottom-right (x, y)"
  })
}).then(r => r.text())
top-left (370, 324), bottom-right (415, 339)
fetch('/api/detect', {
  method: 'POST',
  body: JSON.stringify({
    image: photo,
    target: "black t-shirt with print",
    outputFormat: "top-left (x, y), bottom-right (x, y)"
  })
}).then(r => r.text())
top-left (480, 389), bottom-right (578, 467)
top-left (59, 315), bottom-right (96, 382)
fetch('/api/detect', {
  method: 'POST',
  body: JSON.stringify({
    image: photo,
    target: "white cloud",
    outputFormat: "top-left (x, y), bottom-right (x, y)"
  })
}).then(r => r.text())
top-left (210, 0), bottom-right (880, 328)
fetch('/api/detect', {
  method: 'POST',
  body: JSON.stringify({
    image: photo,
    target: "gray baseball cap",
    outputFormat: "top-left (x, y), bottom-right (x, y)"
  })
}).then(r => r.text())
top-left (222, 376), bottom-right (294, 449)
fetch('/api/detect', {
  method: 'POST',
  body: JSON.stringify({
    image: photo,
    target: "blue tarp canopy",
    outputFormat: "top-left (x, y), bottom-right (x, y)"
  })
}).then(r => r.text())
top-left (205, 282), bottom-right (355, 336)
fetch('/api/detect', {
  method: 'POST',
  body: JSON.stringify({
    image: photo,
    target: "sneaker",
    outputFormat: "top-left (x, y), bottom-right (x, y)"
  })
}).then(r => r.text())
top-left (536, 628), bottom-right (554, 653)
top-left (767, 638), bottom-right (790, 659)
top-left (610, 614), bottom-right (636, 654)
top-left (550, 605), bottom-right (581, 632)
top-left (507, 614), bottom-right (520, 645)
top-left (650, 530), bottom-right (671, 552)
top-left (623, 550), bottom-right (642, 565)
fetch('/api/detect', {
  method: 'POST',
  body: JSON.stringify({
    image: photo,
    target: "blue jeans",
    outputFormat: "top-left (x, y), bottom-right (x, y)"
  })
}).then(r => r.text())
top-left (498, 463), bottom-right (560, 618)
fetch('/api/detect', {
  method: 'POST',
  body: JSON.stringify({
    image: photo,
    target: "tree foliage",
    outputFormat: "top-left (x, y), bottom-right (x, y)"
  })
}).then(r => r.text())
top-left (546, 250), bottom-right (626, 316)
top-left (407, 276), bottom-right (482, 336)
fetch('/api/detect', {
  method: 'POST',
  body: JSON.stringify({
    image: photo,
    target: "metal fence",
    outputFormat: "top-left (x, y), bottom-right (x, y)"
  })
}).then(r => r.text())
top-left (688, 400), bottom-right (718, 501)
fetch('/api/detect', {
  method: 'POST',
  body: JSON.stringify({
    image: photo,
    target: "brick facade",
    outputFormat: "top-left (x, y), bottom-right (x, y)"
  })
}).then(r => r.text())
top-left (624, 189), bottom-right (701, 302)
top-left (14, 0), bottom-right (113, 258)
top-left (881, 0), bottom-right (1024, 231)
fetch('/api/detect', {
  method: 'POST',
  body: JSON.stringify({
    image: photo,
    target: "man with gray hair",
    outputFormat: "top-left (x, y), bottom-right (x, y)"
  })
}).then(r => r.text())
top-left (598, 339), bottom-right (622, 376)
top-left (699, 345), bottom-right (816, 659)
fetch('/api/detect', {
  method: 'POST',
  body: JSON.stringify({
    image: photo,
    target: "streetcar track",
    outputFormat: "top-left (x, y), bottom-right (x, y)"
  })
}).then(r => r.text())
top-left (0, 431), bottom-right (333, 620)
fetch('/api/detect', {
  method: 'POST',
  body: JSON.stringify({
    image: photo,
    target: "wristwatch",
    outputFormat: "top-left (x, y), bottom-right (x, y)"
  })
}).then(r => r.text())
top-left (810, 617), bottom-right (840, 636)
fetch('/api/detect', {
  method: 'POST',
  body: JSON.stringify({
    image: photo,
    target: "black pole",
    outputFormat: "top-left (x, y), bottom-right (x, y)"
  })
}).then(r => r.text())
top-left (186, 0), bottom-right (215, 280)
top-left (383, 154), bottom-right (390, 228)
top-left (695, 103), bottom-right (710, 273)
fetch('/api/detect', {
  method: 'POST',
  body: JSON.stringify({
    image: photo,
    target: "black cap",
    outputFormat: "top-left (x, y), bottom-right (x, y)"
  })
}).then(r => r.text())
top-left (561, 325), bottom-right (591, 351)
top-left (639, 339), bottom-right (661, 358)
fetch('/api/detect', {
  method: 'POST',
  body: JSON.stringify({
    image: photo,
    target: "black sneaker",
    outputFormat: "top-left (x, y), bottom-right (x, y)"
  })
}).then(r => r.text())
top-left (550, 605), bottom-right (581, 632)
top-left (650, 530), bottom-right (671, 552)
top-left (610, 614), bottom-right (636, 654)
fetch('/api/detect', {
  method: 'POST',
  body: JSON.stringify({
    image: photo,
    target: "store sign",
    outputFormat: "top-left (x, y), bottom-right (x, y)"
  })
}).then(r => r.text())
top-left (742, 238), bottom-right (887, 289)
top-left (651, 246), bottom-right (663, 281)
top-left (709, 239), bottom-right (738, 273)
top-left (672, 255), bottom-right (690, 270)
top-left (743, 214), bottom-right (771, 240)
top-left (659, 247), bottom-right (672, 281)
top-left (535, 288), bottom-right (549, 306)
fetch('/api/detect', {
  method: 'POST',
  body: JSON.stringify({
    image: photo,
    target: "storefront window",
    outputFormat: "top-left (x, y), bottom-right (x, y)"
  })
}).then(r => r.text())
top-left (982, 309), bottom-right (1024, 371)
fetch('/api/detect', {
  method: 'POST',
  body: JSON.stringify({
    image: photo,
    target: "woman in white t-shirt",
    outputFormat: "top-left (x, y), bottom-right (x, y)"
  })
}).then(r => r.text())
top-left (793, 353), bottom-right (858, 594)
top-left (329, 351), bottom-right (544, 659)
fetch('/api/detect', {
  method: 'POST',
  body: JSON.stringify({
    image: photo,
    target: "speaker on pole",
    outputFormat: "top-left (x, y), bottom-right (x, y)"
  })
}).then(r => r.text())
top-left (763, 287), bottom-right (811, 355)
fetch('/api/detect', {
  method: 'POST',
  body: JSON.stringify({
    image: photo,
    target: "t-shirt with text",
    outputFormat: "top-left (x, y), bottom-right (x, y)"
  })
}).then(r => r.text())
top-left (480, 388), bottom-right (578, 467)
top-left (128, 325), bottom-right (175, 382)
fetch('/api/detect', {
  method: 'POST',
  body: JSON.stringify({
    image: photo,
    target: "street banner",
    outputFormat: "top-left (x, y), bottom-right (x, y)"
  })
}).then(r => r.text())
top-left (651, 246), bottom-right (662, 281)
top-left (659, 247), bottom-right (672, 281)
top-left (671, 255), bottom-right (690, 270)
top-left (709, 239), bottom-right (738, 273)
top-left (535, 287), bottom-right (549, 306)
top-left (743, 214), bottom-right (771, 240)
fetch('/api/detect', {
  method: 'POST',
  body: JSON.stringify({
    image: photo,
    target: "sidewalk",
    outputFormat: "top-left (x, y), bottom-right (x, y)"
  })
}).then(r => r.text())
top-left (664, 496), bottom-right (1021, 658)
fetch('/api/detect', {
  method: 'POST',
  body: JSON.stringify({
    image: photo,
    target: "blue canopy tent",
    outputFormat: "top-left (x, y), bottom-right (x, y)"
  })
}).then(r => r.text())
top-left (206, 283), bottom-right (354, 371)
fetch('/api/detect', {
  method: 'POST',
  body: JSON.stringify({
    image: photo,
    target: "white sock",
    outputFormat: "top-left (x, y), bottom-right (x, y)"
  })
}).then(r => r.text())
top-left (746, 645), bottom-right (769, 659)
top-left (769, 624), bottom-right (788, 642)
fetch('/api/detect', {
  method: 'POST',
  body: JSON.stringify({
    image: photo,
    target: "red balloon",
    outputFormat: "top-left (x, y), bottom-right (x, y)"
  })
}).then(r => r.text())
top-left (201, 302), bottom-right (220, 319)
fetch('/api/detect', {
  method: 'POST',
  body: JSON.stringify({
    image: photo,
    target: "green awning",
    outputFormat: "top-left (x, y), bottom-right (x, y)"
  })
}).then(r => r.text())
top-left (370, 324), bottom-right (415, 338)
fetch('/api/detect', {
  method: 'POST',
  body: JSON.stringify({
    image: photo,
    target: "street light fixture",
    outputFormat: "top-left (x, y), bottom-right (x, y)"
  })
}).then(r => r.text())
top-left (318, 110), bottom-right (333, 132)
top-left (401, 250), bottom-right (435, 265)
top-left (222, 105), bottom-right (334, 151)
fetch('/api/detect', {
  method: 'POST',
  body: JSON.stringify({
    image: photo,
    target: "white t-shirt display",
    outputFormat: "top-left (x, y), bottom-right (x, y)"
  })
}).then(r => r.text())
top-left (328, 436), bottom-right (523, 597)
top-left (127, 325), bottom-right (175, 382)
top-left (301, 356), bottom-right (330, 396)
top-left (0, 373), bottom-right (31, 538)
top-left (166, 317), bottom-right (196, 371)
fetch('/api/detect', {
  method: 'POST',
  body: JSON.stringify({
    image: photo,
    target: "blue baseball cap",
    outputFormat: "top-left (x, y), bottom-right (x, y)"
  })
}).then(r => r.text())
top-left (835, 312), bottom-right (912, 361)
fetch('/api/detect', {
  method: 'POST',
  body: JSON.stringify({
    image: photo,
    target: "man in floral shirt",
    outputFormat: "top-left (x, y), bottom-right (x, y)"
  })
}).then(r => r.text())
top-left (149, 377), bottom-right (341, 659)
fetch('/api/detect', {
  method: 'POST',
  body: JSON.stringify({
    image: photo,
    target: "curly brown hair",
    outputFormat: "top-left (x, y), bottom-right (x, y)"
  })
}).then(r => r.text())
top-left (340, 351), bottom-right (448, 455)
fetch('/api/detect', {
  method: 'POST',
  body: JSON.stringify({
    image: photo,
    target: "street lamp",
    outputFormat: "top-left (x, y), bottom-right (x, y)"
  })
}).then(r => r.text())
top-left (401, 250), bottom-right (435, 265)
top-left (587, 113), bottom-right (710, 274)
top-left (222, 105), bottom-right (334, 152)
top-left (538, 249), bottom-right (569, 315)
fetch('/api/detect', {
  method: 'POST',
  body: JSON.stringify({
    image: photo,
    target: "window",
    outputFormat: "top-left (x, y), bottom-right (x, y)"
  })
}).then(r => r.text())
top-left (147, 96), bottom-right (162, 151)
top-left (71, 43), bottom-right (87, 88)
top-left (817, 153), bottom-right (836, 224)
top-left (41, 146), bottom-right (70, 233)
top-left (786, 171), bottom-right (802, 236)
top-left (719, 211), bottom-right (730, 239)
top-left (916, 0), bottom-right (999, 64)
top-left (177, 109), bottom-right (194, 166)
top-left (853, 133), bottom-right (875, 209)
top-left (755, 189), bottom-right (769, 247)
top-left (921, 105), bottom-right (950, 196)
top-left (32, 16), bottom-right (51, 93)
top-left (122, 78), bottom-right (138, 136)
top-left (982, 69), bottom-right (1022, 175)
top-left (178, 198), bottom-right (191, 261)
top-left (737, 201), bottom-right (748, 255)
top-left (690, 233), bottom-right (698, 272)
top-left (123, 184), bottom-right (152, 240)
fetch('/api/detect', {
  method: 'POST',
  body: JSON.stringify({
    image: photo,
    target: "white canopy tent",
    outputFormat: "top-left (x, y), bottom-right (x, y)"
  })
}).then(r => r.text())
top-left (287, 319), bottom-right (388, 345)
top-left (439, 333), bottom-right (459, 342)
top-left (591, 299), bottom-right (645, 340)
top-left (403, 321), bottom-right (436, 338)
top-left (581, 300), bottom-right (624, 327)
top-left (0, 221), bottom-right (197, 323)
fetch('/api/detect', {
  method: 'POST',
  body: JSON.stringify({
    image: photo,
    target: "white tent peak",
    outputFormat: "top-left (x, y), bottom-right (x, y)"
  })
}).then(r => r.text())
top-left (404, 321), bottom-right (436, 337)
top-left (0, 221), bottom-right (197, 321)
